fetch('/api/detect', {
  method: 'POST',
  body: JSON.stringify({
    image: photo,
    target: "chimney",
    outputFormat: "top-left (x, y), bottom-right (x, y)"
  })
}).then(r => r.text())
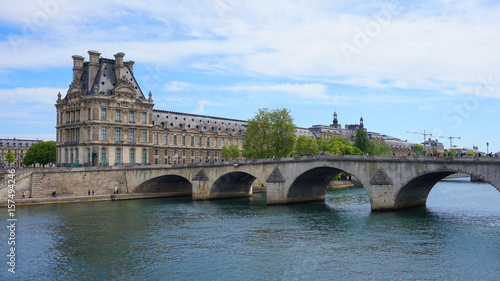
top-left (128, 60), bottom-right (134, 74)
top-left (87, 50), bottom-right (101, 93)
top-left (71, 55), bottom-right (85, 81)
top-left (114, 52), bottom-right (125, 80)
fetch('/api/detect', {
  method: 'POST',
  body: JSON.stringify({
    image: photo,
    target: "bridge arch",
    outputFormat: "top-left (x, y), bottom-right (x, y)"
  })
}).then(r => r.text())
top-left (394, 168), bottom-right (500, 210)
top-left (134, 174), bottom-right (192, 195)
top-left (286, 165), bottom-right (365, 204)
top-left (210, 171), bottom-right (256, 199)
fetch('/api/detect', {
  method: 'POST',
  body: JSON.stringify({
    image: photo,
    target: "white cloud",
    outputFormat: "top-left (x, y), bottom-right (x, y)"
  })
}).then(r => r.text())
top-left (0, 87), bottom-right (64, 105)
top-left (224, 83), bottom-right (329, 99)
top-left (163, 81), bottom-right (196, 92)
top-left (1, 0), bottom-right (500, 99)
top-left (192, 100), bottom-right (210, 114)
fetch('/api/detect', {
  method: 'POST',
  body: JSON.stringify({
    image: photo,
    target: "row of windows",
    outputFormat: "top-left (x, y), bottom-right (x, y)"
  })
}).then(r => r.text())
top-left (153, 132), bottom-right (242, 148)
top-left (64, 148), bottom-right (148, 165)
top-left (65, 127), bottom-right (243, 148)
top-left (59, 109), bottom-right (147, 124)
top-left (101, 109), bottom-right (147, 123)
top-left (0, 142), bottom-right (33, 147)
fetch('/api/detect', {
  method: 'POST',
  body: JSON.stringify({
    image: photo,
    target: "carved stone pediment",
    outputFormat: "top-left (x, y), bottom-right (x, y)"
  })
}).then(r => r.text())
top-left (67, 79), bottom-right (84, 97)
top-left (114, 75), bottom-right (136, 97)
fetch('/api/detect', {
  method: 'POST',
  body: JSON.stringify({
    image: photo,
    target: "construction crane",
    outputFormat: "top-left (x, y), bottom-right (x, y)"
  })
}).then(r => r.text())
top-left (406, 130), bottom-right (433, 142)
top-left (437, 136), bottom-right (461, 148)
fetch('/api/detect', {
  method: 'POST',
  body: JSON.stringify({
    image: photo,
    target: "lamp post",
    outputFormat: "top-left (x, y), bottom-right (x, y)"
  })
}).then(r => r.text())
top-left (487, 142), bottom-right (489, 155)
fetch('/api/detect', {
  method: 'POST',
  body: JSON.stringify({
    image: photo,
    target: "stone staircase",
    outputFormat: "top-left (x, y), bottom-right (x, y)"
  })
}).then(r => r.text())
top-left (30, 172), bottom-right (44, 198)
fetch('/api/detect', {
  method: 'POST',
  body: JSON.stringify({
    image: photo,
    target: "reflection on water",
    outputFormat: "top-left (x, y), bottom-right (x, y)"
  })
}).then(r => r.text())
top-left (1, 177), bottom-right (499, 280)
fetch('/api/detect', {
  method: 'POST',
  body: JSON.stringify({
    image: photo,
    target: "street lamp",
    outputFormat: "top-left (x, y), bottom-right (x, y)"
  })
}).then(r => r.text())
top-left (487, 142), bottom-right (489, 155)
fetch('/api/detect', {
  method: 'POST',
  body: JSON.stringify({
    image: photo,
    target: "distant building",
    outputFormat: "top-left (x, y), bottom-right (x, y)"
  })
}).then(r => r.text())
top-left (422, 139), bottom-right (445, 154)
top-left (0, 138), bottom-right (42, 167)
top-left (448, 145), bottom-right (479, 154)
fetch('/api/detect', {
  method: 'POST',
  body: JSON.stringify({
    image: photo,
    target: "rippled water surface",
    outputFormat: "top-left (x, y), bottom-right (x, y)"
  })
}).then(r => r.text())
top-left (1, 177), bottom-right (499, 280)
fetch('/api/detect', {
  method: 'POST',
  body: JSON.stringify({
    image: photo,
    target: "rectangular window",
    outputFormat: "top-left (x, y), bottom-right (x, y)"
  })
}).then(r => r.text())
top-left (88, 108), bottom-right (91, 120)
top-left (182, 135), bottom-right (185, 146)
top-left (129, 111), bottom-right (134, 122)
top-left (222, 137), bottom-right (225, 147)
top-left (101, 108), bottom-right (106, 120)
top-left (142, 130), bottom-right (147, 143)
top-left (235, 139), bottom-right (238, 147)
top-left (228, 138), bottom-right (231, 146)
top-left (190, 136), bottom-right (194, 146)
top-left (88, 127), bottom-right (91, 141)
top-left (164, 133), bottom-right (168, 145)
top-left (101, 127), bottom-right (106, 141)
top-left (115, 128), bottom-right (121, 142)
top-left (116, 110), bottom-right (120, 121)
top-left (130, 129), bottom-right (134, 143)
top-left (214, 137), bottom-right (217, 147)
top-left (142, 149), bottom-right (147, 164)
top-left (116, 149), bottom-right (121, 164)
top-left (101, 148), bottom-right (106, 164)
top-left (207, 137), bottom-right (210, 147)
top-left (130, 149), bottom-right (135, 164)
top-left (154, 132), bottom-right (158, 144)
top-left (102, 102), bottom-right (106, 106)
top-left (199, 136), bottom-right (202, 146)
top-left (173, 135), bottom-right (177, 145)
top-left (142, 112), bottom-right (147, 123)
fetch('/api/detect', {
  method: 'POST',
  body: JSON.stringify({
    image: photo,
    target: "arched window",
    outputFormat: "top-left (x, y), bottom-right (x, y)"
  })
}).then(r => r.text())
top-left (130, 149), bottom-right (135, 164)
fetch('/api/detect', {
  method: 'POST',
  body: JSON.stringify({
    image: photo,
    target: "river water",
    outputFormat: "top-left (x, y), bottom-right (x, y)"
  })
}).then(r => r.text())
top-left (2, 177), bottom-right (499, 280)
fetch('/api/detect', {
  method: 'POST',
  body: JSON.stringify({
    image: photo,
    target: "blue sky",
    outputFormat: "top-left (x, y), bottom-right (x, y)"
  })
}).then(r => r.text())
top-left (0, 0), bottom-right (499, 153)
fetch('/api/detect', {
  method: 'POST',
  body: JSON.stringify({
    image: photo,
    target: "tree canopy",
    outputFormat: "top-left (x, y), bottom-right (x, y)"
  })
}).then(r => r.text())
top-left (318, 136), bottom-right (363, 155)
top-left (354, 129), bottom-right (370, 153)
top-left (221, 145), bottom-right (241, 160)
top-left (5, 149), bottom-right (15, 165)
top-left (23, 141), bottom-right (56, 167)
top-left (369, 139), bottom-right (391, 156)
top-left (294, 136), bottom-right (318, 156)
top-left (243, 108), bottom-right (296, 159)
top-left (412, 144), bottom-right (426, 156)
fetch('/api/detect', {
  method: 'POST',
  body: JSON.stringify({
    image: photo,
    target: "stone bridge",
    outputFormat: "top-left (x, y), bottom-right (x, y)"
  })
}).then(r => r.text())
top-left (5, 155), bottom-right (500, 211)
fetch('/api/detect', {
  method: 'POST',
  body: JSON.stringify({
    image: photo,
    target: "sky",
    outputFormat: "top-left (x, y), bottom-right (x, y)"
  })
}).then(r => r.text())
top-left (0, 0), bottom-right (499, 153)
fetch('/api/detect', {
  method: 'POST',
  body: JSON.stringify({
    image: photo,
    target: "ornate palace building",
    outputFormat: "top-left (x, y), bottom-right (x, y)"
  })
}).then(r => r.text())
top-left (55, 50), bottom-right (415, 166)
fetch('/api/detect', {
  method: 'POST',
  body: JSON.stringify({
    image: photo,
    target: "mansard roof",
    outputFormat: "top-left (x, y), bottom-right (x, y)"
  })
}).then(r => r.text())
top-left (80, 58), bottom-right (145, 99)
top-left (153, 109), bottom-right (248, 136)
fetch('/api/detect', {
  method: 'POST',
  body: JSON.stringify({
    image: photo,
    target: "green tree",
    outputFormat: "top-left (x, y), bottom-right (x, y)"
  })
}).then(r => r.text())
top-left (22, 141), bottom-right (56, 167)
top-left (320, 136), bottom-right (363, 156)
top-left (354, 129), bottom-right (370, 153)
top-left (221, 145), bottom-right (241, 160)
top-left (243, 108), bottom-right (296, 159)
top-left (466, 151), bottom-right (477, 157)
top-left (294, 136), bottom-right (318, 156)
top-left (412, 144), bottom-right (426, 156)
top-left (5, 149), bottom-right (15, 166)
top-left (369, 139), bottom-right (391, 156)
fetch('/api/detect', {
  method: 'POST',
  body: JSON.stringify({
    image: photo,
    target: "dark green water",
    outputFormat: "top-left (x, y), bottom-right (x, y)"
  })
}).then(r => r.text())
top-left (1, 177), bottom-right (499, 280)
